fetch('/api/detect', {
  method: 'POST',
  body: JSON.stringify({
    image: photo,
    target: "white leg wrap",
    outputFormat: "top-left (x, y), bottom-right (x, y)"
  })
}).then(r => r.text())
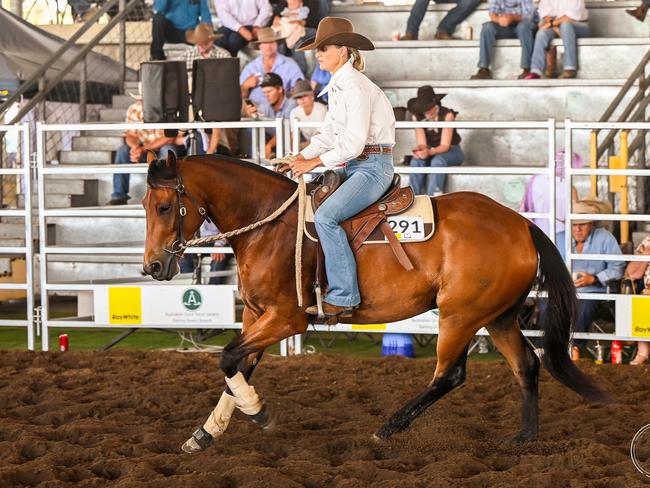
top-left (202, 391), bottom-right (237, 437)
top-left (225, 372), bottom-right (263, 416)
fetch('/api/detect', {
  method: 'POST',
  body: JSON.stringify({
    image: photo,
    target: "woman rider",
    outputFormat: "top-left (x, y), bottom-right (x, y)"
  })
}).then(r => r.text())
top-left (283, 17), bottom-right (396, 319)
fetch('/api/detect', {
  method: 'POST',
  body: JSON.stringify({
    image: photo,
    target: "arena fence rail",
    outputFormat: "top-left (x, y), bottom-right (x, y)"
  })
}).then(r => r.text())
top-left (0, 124), bottom-right (35, 350)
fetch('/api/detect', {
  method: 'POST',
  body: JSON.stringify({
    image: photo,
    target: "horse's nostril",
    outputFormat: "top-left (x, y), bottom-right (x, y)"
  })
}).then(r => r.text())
top-left (150, 261), bottom-right (162, 275)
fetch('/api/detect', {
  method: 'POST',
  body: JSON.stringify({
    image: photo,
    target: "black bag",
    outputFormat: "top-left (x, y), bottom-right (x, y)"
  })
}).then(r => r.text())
top-left (141, 61), bottom-right (189, 134)
top-left (192, 58), bottom-right (241, 122)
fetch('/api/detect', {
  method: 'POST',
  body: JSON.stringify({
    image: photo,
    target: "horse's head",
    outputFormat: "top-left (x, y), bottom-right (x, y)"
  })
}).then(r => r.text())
top-left (142, 150), bottom-right (207, 281)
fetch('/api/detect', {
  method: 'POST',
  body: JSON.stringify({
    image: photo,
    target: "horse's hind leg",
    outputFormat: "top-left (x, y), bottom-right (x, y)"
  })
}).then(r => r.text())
top-left (374, 325), bottom-right (475, 440)
top-left (486, 312), bottom-right (540, 443)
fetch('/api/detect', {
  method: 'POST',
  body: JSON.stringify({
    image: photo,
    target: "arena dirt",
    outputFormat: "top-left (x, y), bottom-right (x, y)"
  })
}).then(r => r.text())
top-left (0, 350), bottom-right (648, 487)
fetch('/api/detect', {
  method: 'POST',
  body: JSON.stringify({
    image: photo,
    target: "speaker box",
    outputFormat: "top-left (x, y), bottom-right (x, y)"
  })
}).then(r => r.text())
top-left (192, 58), bottom-right (241, 122)
top-left (141, 61), bottom-right (189, 125)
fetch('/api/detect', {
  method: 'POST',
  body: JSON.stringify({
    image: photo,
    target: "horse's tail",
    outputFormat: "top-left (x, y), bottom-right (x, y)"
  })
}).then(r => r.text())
top-left (528, 224), bottom-right (610, 403)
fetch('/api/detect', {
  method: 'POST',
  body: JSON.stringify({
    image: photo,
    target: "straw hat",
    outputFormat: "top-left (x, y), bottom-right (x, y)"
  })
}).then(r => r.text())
top-left (573, 201), bottom-right (600, 225)
top-left (252, 27), bottom-right (285, 47)
top-left (407, 85), bottom-right (446, 116)
top-left (186, 23), bottom-right (221, 45)
top-left (297, 17), bottom-right (374, 51)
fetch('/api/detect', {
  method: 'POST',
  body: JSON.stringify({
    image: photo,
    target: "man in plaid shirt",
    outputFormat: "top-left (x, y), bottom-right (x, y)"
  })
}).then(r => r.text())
top-left (471, 0), bottom-right (538, 80)
top-left (184, 23), bottom-right (231, 71)
top-left (108, 97), bottom-right (186, 205)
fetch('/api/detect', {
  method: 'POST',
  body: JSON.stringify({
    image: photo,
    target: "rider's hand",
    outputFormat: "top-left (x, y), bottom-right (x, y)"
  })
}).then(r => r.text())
top-left (289, 155), bottom-right (320, 178)
top-left (270, 154), bottom-right (298, 173)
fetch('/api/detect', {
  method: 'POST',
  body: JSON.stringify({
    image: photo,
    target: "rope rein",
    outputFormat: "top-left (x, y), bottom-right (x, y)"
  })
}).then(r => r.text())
top-left (180, 177), bottom-right (307, 307)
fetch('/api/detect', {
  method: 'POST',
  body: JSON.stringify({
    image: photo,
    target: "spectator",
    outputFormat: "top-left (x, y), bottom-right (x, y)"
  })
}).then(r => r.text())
top-left (272, 0), bottom-right (313, 74)
top-left (184, 23), bottom-right (231, 71)
top-left (406, 85), bottom-right (463, 196)
top-left (240, 27), bottom-right (305, 105)
top-left (151, 0), bottom-right (212, 61)
top-left (559, 201), bottom-right (626, 345)
top-left (520, 149), bottom-right (580, 242)
top-left (627, 0), bottom-right (649, 22)
top-left (245, 72), bottom-right (297, 158)
top-left (470, 0), bottom-right (537, 80)
top-left (68, 0), bottom-right (95, 22)
top-left (108, 93), bottom-right (186, 205)
top-left (179, 221), bottom-right (234, 284)
top-left (289, 79), bottom-right (327, 149)
top-left (626, 235), bottom-right (650, 365)
top-left (214, 0), bottom-right (273, 56)
top-left (525, 0), bottom-right (590, 80)
top-left (399, 0), bottom-right (481, 41)
top-left (310, 64), bottom-right (331, 103)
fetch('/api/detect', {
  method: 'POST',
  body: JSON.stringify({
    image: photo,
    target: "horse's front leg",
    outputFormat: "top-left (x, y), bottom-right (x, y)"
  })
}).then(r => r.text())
top-left (182, 308), bottom-right (306, 453)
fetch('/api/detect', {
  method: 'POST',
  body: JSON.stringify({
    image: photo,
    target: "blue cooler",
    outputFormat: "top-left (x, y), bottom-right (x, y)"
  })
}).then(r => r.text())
top-left (381, 333), bottom-right (415, 358)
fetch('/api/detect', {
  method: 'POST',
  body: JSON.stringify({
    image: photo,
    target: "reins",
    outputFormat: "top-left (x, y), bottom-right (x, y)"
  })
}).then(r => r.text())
top-left (158, 171), bottom-right (307, 307)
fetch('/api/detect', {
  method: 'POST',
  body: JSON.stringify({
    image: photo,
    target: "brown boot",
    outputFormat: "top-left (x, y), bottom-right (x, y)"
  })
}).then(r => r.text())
top-left (558, 69), bottom-right (577, 79)
top-left (518, 69), bottom-right (531, 79)
top-left (434, 30), bottom-right (454, 40)
top-left (399, 32), bottom-right (417, 41)
top-left (470, 67), bottom-right (492, 80)
top-left (626, 6), bottom-right (648, 22)
top-left (543, 46), bottom-right (557, 78)
top-left (305, 302), bottom-right (356, 318)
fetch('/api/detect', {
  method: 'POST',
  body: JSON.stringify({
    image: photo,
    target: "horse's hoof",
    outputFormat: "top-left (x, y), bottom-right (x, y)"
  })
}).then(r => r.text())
top-left (250, 404), bottom-right (276, 431)
top-left (181, 427), bottom-right (214, 454)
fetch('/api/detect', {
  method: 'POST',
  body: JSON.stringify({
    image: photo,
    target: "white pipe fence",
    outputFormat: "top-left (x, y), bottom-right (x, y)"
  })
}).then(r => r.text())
top-left (0, 119), bottom-right (646, 352)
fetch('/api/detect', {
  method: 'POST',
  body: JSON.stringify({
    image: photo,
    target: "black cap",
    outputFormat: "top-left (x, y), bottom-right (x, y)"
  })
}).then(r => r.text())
top-left (260, 72), bottom-right (284, 88)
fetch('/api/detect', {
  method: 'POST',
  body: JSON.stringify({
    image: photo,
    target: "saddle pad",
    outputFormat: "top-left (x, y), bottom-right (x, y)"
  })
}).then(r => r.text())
top-left (304, 195), bottom-right (435, 244)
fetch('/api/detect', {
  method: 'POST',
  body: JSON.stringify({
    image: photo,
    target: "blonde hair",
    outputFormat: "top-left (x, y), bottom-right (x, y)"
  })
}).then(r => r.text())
top-left (348, 47), bottom-right (365, 72)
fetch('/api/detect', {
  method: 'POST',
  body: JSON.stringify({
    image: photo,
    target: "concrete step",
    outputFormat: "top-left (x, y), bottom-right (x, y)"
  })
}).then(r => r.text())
top-left (99, 108), bottom-right (128, 122)
top-left (83, 129), bottom-right (126, 137)
top-left (73, 136), bottom-right (125, 151)
top-left (333, 1), bottom-right (650, 41)
top-left (17, 193), bottom-right (71, 209)
top-left (364, 38), bottom-right (650, 81)
top-left (41, 178), bottom-right (86, 195)
top-left (49, 216), bottom-right (145, 246)
top-left (383, 79), bottom-right (633, 121)
top-left (112, 94), bottom-right (134, 109)
top-left (0, 238), bottom-right (27, 247)
top-left (47, 259), bottom-right (145, 284)
top-left (59, 150), bottom-right (112, 165)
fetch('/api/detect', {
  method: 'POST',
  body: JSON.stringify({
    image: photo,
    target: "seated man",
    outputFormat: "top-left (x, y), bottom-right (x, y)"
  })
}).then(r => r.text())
top-left (151, 0), bottom-right (212, 60)
top-left (471, 0), bottom-right (537, 80)
top-left (245, 72), bottom-right (297, 158)
top-left (239, 27), bottom-right (305, 106)
top-left (556, 201), bottom-right (626, 343)
top-left (525, 0), bottom-right (590, 79)
top-left (109, 95), bottom-right (186, 205)
top-left (289, 79), bottom-right (327, 150)
top-left (214, 0), bottom-right (273, 56)
top-left (400, 0), bottom-right (481, 40)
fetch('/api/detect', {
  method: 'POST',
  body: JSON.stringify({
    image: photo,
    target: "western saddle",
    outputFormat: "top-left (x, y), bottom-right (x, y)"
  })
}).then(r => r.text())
top-left (310, 170), bottom-right (415, 271)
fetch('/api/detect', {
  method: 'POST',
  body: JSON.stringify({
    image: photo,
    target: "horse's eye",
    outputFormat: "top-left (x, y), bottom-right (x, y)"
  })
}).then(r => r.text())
top-left (158, 203), bottom-right (172, 214)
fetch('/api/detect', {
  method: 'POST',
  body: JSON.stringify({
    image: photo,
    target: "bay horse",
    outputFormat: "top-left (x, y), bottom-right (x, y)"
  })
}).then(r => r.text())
top-left (142, 151), bottom-right (607, 453)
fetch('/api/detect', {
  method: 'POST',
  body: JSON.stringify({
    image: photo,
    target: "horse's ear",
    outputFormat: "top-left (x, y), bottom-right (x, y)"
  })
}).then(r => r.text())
top-left (165, 150), bottom-right (177, 171)
top-left (146, 150), bottom-right (157, 165)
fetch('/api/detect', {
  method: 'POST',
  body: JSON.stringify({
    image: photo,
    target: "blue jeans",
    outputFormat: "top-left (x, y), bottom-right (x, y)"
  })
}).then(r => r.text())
top-left (314, 151), bottom-right (394, 307)
top-left (530, 22), bottom-right (591, 74)
top-left (406, 0), bottom-right (481, 38)
top-left (112, 143), bottom-right (185, 200)
top-left (409, 145), bottom-right (464, 195)
top-left (478, 20), bottom-right (536, 69)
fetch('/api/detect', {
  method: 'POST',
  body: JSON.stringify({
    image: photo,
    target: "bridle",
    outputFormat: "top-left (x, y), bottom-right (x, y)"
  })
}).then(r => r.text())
top-left (154, 172), bottom-right (208, 257)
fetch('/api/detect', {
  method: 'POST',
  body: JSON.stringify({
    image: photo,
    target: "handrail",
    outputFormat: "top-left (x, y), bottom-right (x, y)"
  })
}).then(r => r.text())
top-left (0, 0), bottom-right (139, 126)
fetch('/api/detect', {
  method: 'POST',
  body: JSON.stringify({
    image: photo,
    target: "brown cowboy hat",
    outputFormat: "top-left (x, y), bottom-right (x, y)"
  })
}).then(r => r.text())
top-left (297, 17), bottom-right (374, 51)
top-left (291, 79), bottom-right (313, 98)
top-left (407, 85), bottom-right (446, 115)
top-left (251, 27), bottom-right (285, 48)
top-left (186, 23), bottom-right (222, 45)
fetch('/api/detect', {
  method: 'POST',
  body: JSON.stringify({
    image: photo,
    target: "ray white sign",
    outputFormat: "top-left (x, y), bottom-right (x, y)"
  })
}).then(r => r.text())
top-left (94, 285), bottom-right (236, 327)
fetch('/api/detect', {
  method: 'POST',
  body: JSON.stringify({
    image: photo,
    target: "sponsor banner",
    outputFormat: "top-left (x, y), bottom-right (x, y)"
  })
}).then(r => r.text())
top-left (631, 296), bottom-right (650, 338)
top-left (95, 285), bottom-right (236, 327)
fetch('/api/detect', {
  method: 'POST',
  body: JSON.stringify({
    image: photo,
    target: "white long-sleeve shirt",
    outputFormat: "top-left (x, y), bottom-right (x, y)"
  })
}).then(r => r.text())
top-left (538, 0), bottom-right (588, 22)
top-left (214, 0), bottom-right (273, 32)
top-left (300, 61), bottom-right (395, 169)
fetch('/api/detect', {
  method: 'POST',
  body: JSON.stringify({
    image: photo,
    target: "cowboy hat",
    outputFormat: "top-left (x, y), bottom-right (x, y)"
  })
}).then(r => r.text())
top-left (297, 17), bottom-right (374, 51)
top-left (572, 201), bottom-right (600, 225)
top-left (251, 27), bottom-right (285, 47)
top-left (186, 23), bottom-right (222, 45)
top-left (407, 85), bottom-right (446, 115)
top-left (291, 79), bottom-right (313, 98)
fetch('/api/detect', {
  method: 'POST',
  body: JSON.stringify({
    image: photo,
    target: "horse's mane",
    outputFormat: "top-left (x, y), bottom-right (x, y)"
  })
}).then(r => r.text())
top-left (147, 154), bottom-right (296, 189)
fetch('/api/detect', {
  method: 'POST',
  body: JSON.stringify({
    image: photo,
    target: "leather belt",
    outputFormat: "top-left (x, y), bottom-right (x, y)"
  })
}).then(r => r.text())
top-left (359, 145), bottom-right (393, 158)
